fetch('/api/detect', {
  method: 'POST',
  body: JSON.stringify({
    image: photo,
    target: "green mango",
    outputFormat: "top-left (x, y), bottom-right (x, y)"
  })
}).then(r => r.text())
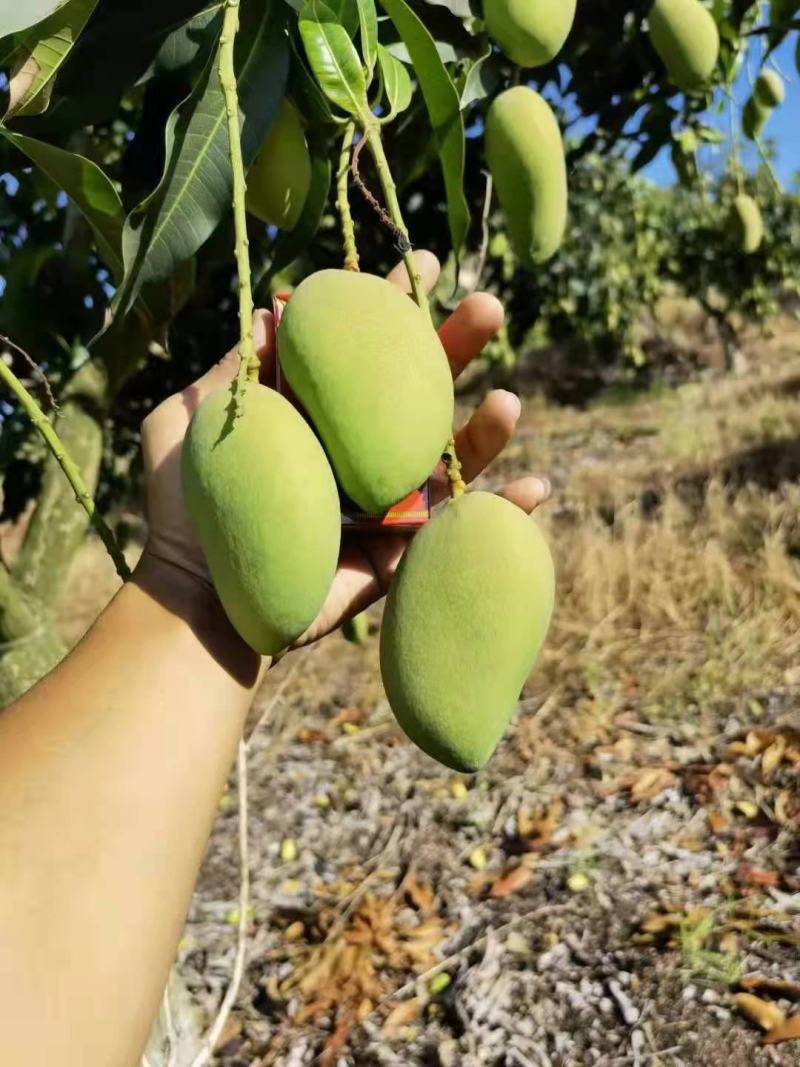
top-left (343, 612), bottom-right (370, 645)
top-left (484, 0), bottom-right (576, 67)
top-left (182, 384), bottom-right (340, 655)
top-left (380, 492), bottom-right (555, 772)
top-left (648, 0), bottom-right (719, 93)
top-left (277, 270), bottom-right (454, 515)
top-left (246, 100), bottom-right (311, 230)
top-left (732, 194), bottom-right (763, 254)
top-left (754, 69), bottom-right (784, 108)
top-left (742, 95), bottom-right (770, 140)
top-left (485, 87), bottom-right (567, 268)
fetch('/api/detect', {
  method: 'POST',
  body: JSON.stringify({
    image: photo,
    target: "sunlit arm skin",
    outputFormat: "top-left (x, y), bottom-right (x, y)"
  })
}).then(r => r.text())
top-left (0, 253), bottom-right (550, 1067)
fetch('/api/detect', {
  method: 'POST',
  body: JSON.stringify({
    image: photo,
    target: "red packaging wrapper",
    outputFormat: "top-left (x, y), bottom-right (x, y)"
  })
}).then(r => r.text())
top-left (272, 292), bottom-right (431, 532)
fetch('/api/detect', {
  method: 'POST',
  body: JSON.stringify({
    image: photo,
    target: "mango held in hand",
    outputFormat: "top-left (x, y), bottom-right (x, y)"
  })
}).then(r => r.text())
top-left (485, 87), bottom-right (567, 268)
top-left (182, 385), bottom-right (340, 655)
top-left (246, 100), bottom-right (311, 230)
top-left (648, 0), bottom-right (719, 93)
top-left (277, 270), bottom-right (454, 514)
top-left (484, 0), bottom-right (576, 68)
top-left (732, 194), bottom-right (763, 254)
top-left (380, 492), bottom-right (555, 772)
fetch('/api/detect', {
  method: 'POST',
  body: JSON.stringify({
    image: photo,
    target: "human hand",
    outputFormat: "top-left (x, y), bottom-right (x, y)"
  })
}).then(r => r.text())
top-left (140, 251), bottom-right (551, 651)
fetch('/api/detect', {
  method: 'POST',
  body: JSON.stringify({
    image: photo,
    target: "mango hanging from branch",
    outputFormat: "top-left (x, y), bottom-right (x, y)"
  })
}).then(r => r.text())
top-left (485, 87), bottom-right (568, 269)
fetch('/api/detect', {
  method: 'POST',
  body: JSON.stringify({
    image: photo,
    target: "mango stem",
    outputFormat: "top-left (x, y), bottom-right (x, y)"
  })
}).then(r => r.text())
top-left (219, 0), bottom-right (259, 391)
top-left (444, 437), bottom-right (466, 499)
top-left (337, 122), bottom-right (360, 272)
top-left (361, 118), bottom-right (431, 324)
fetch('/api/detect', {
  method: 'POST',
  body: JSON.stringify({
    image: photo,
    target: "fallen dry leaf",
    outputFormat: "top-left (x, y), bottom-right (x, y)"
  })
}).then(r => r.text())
top-left (761, 736), bottom-right (787, 778)
top-left (763, 1015), bottom-right (800, 1045)
top-left (489, 865), bottom-right (533, 898)
top-left (382, 998), bottom-right (421, 1034)
top-left (736, 864), bottom-right (780, 889)
top-left (734, 993), bottom-right (786, 1031)
top-left (741, 975), bottom-right (800, 1000)
top-left (630, 766), bottom-right (676, 802)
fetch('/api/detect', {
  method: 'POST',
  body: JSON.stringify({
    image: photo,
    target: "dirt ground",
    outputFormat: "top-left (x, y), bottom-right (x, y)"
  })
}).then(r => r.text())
top-left (58, 317), bottom-right (800, 1066)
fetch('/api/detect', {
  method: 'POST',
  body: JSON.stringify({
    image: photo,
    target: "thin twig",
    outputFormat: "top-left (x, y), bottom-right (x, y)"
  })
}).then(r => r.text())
top-left (1, 334), bottom-right (58, 412)
top-left (337, 123), bottom-right (360, 272)
top-left (163, 983), bottom-right (178, 1067)
top-left (218, 0), bottom-right (259, 393)
top-left (0, 351), bottom-right (130, 582)
top-left (187, 740), bottom-right (250, 1067)
top-left (350, 135), bottom-right (411, 256)
top-left (379, 902), bottom-right (575, 1006)
top-left (754, 136), bottom-right (783, 195)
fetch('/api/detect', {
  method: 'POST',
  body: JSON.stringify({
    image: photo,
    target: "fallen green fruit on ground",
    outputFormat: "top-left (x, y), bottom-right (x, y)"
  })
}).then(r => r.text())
top-left (648, 0), bottom-right (719, 93)
top-left (277, 270), bottom-right (454, 514)
top-left (754, 69), bottom-right (784, 108)
top-left (732, 194), bottom-right (763, 254)
top-left (484, 0), bottom-right (576, 67)
top-left (742, 95), bottom-right (770, 140)
top-left (380, 491), bottom-right (555, 772)
top-left (485, 87), bottom-right (567, 268)
top-left (182, 384), bottom-right (340, 655)
top-left (246, 100), bottom-right (311, 230)
top-left (343, 612), bottom-right (369, 645)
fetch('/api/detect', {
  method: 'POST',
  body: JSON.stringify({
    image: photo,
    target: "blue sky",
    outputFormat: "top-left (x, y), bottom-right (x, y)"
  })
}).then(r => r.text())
top-left (644, 35), bottom-right (800, 187)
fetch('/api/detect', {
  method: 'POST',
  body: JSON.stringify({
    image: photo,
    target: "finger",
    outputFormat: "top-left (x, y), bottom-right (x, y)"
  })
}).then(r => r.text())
top-left (438, 292), bottom-right (504, 378)
top-left (497, 476), bottom-right (552, 514)
top-left (385, 250), bottom-right (440, 295)
top-left (454, 389), bottom-right (521, 484)
top-left (186, 309), bottom-right (275, 407)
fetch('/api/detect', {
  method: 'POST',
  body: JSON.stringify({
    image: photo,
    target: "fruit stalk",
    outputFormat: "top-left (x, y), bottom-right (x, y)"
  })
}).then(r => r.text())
top-left (361, 118), bottom-right (431, 324)
top-left (337, 122), bottom-right (360, 272)
top-left (219, 0), bottom-right (259, 389)
top-left (359, 119), bottom-right (468, 498)
top-left (0, 352), bottom-right (131, 582)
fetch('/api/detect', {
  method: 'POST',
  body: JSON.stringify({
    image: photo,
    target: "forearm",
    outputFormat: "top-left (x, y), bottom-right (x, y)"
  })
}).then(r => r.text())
top-left (0, 553), bottom-right (263, 1067)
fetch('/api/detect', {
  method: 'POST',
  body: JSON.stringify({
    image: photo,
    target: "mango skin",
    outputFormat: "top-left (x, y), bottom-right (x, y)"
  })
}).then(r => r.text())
top-left (754, 70), bottom-right (784, 108)
top-left (277, 270), bottom-right (454, 515)
top-left (246, 100), bottom-right (311, 230)
top-left (484, 0), bottom-right (576, 68)
top-left (182, 385), bottom-right (340, 655)
top-left (742, 95), bottom-right (769, 140)
top-left (380, 492), bottom-right (555, 772)
top-left (485, 87), bottom-right (567, 268)
top-left (648, 0), bottom-right (719, 93)
top-left (732, 194), bottom-right (763, 254)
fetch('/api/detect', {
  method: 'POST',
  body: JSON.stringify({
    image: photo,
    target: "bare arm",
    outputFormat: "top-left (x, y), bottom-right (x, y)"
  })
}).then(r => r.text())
top-left (0, 555), bottom-right (260, 1066)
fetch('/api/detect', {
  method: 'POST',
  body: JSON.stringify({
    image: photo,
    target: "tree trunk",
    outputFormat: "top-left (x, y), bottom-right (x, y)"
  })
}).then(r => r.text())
top-left (0, 360), bottom-right (108, 706)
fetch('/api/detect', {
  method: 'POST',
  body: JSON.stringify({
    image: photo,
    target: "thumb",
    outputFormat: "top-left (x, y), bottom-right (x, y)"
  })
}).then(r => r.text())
top-left (185, 309), bottom-right (275, 412)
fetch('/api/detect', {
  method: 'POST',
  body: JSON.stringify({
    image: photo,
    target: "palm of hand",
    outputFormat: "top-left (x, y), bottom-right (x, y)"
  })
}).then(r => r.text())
top-left (141, 253), bottom-right (549, 651)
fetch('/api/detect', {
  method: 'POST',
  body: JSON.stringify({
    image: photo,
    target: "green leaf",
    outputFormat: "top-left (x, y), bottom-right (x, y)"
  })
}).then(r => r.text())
top-left (0, 129), bottom-right (124, 280)
top-left (266, 151), bottom-right (332, 277)
top-left (355, 0), bottom-right (378, 74)
top-left (377, 43), bottom-right (412, 120)
top-left (458, 44), bottom-right (497, 110)
top-left (289, 35), bottom-right (341, 125)
top-left (145, 6), bottom-right (223, 81)
top-left (5, 0), bottom-right (99, 119)
top-left (379, 0), bottom-right (469, 259)
top-left (114, 1), bottom-right (289, 318)
top-left (0, 1), bottom-right (68, 38)
top-left (299, 0), bottom-right (369, 118)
